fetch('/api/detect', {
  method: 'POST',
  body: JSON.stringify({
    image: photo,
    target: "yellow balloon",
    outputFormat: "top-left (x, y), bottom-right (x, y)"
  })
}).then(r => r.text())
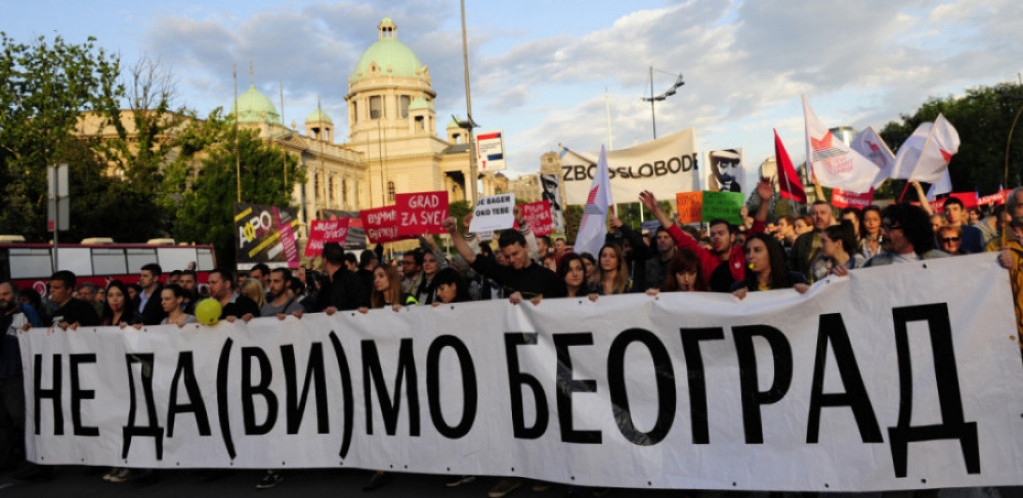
top-left (195, 298), bottom-right (222, 325)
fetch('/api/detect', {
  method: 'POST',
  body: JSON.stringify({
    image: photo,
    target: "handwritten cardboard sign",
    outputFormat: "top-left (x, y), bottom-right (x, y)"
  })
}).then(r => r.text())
top-left (675, 192), bottom-right (703, 224)
top-left (522, 200), bottom-right (554, 236)
top-left (469, 194), bottom-right (516, 233)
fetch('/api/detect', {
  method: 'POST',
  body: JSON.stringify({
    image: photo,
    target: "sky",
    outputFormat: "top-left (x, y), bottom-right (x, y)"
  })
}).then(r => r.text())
top-left (3, 0), bottom-right (1022, 187)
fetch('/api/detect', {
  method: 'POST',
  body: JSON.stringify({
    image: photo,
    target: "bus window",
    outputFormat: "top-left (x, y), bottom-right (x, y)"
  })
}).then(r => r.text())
top-left (157, 247), bottom-right (197, 273)
top-left (196, 248), bottom-right (215, 271)
top-left (92, 247), bottom-right (127, 277)
top-left (56, 247), bottom-right (92, 276)
top-left (8, 248), bottom-right (52, 279)
top-left (126, 248), bottom-right (158, 274)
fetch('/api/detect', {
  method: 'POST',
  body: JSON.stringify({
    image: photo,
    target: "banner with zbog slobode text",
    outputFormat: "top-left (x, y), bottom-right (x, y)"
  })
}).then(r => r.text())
top-left (560, 128), bottom-right (699, 205)
top-left (19, 255), bottom-right (1023, 492)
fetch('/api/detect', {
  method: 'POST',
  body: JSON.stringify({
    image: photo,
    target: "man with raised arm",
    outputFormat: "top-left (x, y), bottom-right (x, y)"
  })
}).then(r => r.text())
top-left (639, 177), bottom-right (774, 292)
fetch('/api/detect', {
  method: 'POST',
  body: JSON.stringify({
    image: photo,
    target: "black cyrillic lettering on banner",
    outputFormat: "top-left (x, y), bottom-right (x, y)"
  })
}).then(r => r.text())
top-left (281, 343), bottom-right (329, 434)
top-left (680, 327), bottom-right (725, 444)
top-left (69, 353), bottom-right (98, 436)
top-left (426, 335), bottom-right (478, 439)
top-left (33, 354), bottom-right (62, 435)
top-left (504, 333), bottom-right (549, 439)
top-left (554, 333), bottom-right (601, 444)
top-left (328, 331), bottom-right (354, 459)
top-left (888, 303), bottom-right (979, 478)
top-left (608, 328), bottom-right (675, 446)
top-left (362, 339), bottom-right (420, 436)
top-left (241, 347), bottom-right (279, 435)
top-left (806, 313), bottom-right (881, 444)
top-left (216, 338), bottom-right (236, 459)
top-left (733, 325), bottom-right (792, 444)
top-left (167, 352), bottom-right (211, 438)
top-left (122, 353), bottom-right (164, 460)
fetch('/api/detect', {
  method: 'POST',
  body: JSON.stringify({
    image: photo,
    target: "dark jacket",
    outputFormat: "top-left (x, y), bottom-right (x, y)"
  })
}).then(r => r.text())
top-left (315, 268), bottom-right (370, 311)
top-left (139, 284), bottom-right (168, 326)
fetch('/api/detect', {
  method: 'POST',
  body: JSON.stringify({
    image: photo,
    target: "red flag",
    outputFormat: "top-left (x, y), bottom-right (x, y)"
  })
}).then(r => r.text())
top-left (774, 129), bottom-right (807, 203)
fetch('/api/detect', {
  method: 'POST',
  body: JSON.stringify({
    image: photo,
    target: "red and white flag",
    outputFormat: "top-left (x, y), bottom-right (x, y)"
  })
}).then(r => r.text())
top-left (890, 114), bottom-right (959, 184)
top-left (774, 129), bottom-right (807, 203)
top-left (850, 126), bottom-right (896, 189)
top-left (574, 146), bottom-right (612, 257)
top-left (803, 95), bottom-right (880, 193)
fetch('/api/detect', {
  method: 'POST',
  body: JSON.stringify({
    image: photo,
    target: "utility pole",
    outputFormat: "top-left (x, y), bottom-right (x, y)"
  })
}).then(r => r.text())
top-left (460, 0), bottom-right (479, 207)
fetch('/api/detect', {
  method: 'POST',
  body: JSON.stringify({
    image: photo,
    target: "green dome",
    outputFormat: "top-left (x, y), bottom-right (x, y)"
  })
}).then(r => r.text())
top-left (446, 117), bottom-right (460, 129)
top-left (351, 19), bottom-right (428, 82)
top-left (306, 108), bottom-right (333, 124)
top-left (409, 96), bottom-right (433, 111)
top-left (232, 84), bottom-right (280, 124)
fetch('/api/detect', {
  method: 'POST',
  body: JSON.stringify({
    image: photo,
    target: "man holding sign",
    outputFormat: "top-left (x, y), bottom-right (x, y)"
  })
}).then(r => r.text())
top-left (640, 178), bottom-right (774, 292)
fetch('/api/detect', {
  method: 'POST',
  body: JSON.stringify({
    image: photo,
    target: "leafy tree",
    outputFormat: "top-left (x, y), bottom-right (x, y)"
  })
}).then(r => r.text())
top-left (879, 82), bottom-right (1023, 194)
top-left (170, 118), bottom-right (303, 270)
top-left (0, 32), bottom-right (123, 241)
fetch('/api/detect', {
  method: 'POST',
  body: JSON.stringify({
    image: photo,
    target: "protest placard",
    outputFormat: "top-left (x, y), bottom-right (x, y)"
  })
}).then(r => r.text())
top-left (522, 200), bottom-right (554, 236)
top-left (396, 191), bottom-right (449, 236)
top-left (675, 191), bottom-right (703, 224)
top-left (701, 190), bottom-right (745, 225)
top-left (469, 194), bottom-right (515, 233)
top-left (305, 218), bottom-right (351, 257)
top-left (360, 206), bottom-right (401, 244)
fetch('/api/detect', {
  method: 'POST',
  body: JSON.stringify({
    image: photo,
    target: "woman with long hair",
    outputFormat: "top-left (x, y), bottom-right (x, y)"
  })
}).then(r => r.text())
top-left (662, 248), bottom-right (709, 292)
top-left (557, 253), bottom-right (588, 298)
top-left (101, 280), bottom-right (142, 327)
top-left (359, 265), bottom-right (407, 313)
top-left (732, 233), bottom-right (809, 299)
top-left (579, 253), bottom-right (597, 286)
top-left (589, 243), bottom-right (635, 296)
top-left (239, 278), bottom-right (266, 310)
top-left (859, 205), bottom-right (884, 259)
top-left (430, 267), bottom-right (469, 306)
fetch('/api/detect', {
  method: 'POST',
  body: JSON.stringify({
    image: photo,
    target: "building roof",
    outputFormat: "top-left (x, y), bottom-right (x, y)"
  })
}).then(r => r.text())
top-left (409, 96), bottom-right (433, 111)
top-left (446, 117), bottom-right (461, 129)
top-left (306, 108), bottom-right (333, 124)
top-left (351, 19), bottom-right (428, 82)
top-left (233, 84), bottom-right (280, 124)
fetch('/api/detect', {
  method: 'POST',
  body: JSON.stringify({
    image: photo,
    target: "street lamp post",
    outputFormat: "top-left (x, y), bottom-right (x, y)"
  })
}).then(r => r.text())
top-left (641, 66), bottom-right (684, 140)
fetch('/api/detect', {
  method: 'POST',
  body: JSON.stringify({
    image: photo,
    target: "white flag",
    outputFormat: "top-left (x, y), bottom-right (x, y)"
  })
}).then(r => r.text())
top-left (850, 126), bottom-right (896, 189)
top-left (927, 170), bottom-right (953, 201)
top-left (802, 95), bottom-right (880, 193)
top-left (573, 146), bottom-right (612, 257)
top-left (890, 114), bottom-right (960, 183)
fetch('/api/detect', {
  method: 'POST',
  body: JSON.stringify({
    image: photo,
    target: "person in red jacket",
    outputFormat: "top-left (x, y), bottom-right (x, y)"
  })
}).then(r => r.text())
top-left (639, 177), bottom-right (774, 292)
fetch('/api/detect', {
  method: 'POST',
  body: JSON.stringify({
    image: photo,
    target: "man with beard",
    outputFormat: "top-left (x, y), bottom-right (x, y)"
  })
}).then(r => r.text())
top-left (177, 270), bottom-right (199, 314)
top-left (261, 268), bottom-right (304, 317)
top-left (207, 268), bottom-right (261, 320)
top-left (644, 226), bottom-right (677, 290)
top-left (640, 177), bottom-right (774, 292)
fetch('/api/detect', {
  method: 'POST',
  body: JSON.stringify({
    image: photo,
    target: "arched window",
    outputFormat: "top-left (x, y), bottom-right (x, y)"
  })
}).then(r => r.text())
top-left (387, 181), bottom-right (396, 202)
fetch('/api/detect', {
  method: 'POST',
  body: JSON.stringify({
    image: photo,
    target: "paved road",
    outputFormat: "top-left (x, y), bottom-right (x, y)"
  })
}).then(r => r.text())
top-left (2, 466), bottom-right (1021, 498)
top-left (0, 466), bottom-right (690, 498)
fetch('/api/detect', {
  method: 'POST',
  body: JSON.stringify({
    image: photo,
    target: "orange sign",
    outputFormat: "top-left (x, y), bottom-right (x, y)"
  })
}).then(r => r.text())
top-left (675, 191), bottom-right (703, 224)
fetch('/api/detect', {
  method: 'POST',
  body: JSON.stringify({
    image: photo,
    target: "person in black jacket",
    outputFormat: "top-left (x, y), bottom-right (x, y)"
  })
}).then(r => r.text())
top-left (315, 243), bottom-right (369, 313)
top-left (136, 263), bottom-right (167, 325)
top-left (207, 268), bottom-right (261, 320)
top-left (47, 270), bottom-right (101, 329)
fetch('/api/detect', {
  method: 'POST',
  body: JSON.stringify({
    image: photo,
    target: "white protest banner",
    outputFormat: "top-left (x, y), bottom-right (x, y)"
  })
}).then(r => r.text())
top-left (468, 193), bottom-right (515, 233)
top-left (560, 128), bottom-right (699, 205)
top-left (20, 256), bottom-right (1023, 492)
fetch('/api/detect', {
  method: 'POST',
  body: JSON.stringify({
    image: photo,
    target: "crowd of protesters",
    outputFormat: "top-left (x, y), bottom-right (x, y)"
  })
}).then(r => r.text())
top-left (2, 179), bottom-right (1022, 498)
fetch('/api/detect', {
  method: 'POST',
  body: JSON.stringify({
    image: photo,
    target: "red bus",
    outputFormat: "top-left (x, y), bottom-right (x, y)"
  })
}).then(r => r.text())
top-left (0, 239), bottom-right (217, 296)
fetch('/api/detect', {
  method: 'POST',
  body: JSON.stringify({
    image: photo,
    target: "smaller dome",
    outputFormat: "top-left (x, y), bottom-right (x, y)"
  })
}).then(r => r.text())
top-left (446, 117), bottom-right (461, 129)
top-left (306, 108), bottom-right (333, 124)
top-left (233, 84), bottom-right (280, 124)
top-left (409, 97), bottom-right (433, 111)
